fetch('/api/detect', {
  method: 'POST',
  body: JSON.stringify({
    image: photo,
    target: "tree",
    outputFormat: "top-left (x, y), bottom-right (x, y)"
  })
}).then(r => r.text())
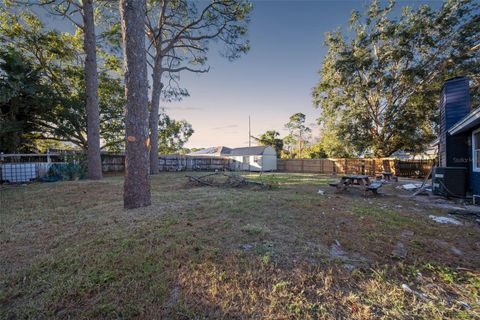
top-left (121, 0), bottom-right (151, 209)
top-left (0, 9), bottom-right (125, 151)
top-left (313, 0), bottom-right (480, 157)
top-left (304, 143), bottom-right (328, 159)
top-left (316, 129), bottom-right (353, 158)
top-left (145, 0), bottom-right (252, 174)
top-left (82, 0), bottom-right (102, 179)
top-left (252, 130), bottom-right (283, 157)
top-left (0, 49), bottom-right (55, 152)
top-left (314, 113), bottom-right (356, 158)
top-left (157, 111), bottom-right (194, 154)
top-left (41, 68), bottom-right (125, 151)
top-left (30, 0), bottom-right (105, 179)
top-left (284, 113), bottom-right (311, 158)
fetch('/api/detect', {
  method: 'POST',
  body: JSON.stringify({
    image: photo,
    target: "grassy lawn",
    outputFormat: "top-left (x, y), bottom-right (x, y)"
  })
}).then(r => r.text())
top-left (1, 172), bottom-right (479, 319)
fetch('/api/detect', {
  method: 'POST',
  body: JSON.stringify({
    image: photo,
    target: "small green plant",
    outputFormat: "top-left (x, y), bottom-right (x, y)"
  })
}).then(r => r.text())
top-left (48, 152), bottom-right (87, 181)
top-left (87, 269), bottom-right (116, 285)
top-left (240, 224), bottom-right (270, 236)
top-left (255, 241), bottom-right (274, 256)
top-left (272, 280), bottom-right (289, 292)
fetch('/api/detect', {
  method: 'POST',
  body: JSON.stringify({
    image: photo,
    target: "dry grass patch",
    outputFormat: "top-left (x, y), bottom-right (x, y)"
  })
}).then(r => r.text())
top-left (1, 172), bottom-right (479, 319)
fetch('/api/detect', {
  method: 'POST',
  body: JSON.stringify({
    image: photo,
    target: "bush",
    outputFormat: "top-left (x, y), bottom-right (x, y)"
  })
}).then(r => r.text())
top-left (47, 153), bottom-right (87, 181)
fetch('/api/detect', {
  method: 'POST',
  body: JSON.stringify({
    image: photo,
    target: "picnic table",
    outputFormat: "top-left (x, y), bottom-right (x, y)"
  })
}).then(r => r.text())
top-left (329, 174), bottom-right (382, 196)
top-left (381, 171), bottom-right (393, 181)
top-left (340, 174), bottom-right (370, 186)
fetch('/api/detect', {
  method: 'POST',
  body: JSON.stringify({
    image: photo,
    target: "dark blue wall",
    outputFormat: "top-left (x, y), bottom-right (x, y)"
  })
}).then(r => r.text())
top-left (472, 172), bottom-right (480, 195)
top-left (443, 77), bottom-right (471, 130)
top-left (440, 77), bottom-right (471, 168)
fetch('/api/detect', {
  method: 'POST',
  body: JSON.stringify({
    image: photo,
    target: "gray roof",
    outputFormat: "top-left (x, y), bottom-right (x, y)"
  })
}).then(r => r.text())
top-left (189, 145), bottom-right (274, 156)
top-left (189, 146), bottom-right (231, 155)
top-left (448, 106), bottom-right (480, 135)
top-left (229, 146), bottom-right (269, 156)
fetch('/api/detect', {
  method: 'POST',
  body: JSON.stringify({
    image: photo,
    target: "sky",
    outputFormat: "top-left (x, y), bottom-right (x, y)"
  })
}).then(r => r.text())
top-left (168, 0), bottom-right (359, 148)
top-left (164, 0), bottom-right (442, 148)
top-left (37, 0), bottom-right (443, 149)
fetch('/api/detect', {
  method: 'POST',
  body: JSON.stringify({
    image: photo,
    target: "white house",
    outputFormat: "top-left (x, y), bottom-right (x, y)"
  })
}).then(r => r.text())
top-left (189, 145), bottom-right (277, 171)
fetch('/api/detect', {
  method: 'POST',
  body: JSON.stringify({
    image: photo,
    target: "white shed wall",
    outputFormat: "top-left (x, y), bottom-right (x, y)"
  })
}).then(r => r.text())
top-left (258, 155), bottom-right (277, 171)
top-left (226, 146), bottom-right (277, 171)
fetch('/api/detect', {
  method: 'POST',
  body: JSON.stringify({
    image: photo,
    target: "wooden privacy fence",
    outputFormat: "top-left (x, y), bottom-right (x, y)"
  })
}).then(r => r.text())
top-left (101, 153), bottom-right (233, 172)
top-left (394, 159), bottom-right (436, 177)
top-left (0, 152), bottom-right (234, 174)
top-left (277, 158), bottom-right (435, 177)
top-left (1, 152), bottom-right (435, 178)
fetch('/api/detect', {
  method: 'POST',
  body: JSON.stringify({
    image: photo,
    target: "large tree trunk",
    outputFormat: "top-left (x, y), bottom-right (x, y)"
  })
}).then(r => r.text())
top-left (148, 62), bottom-right (163, 174)
top-left (82, 0), bottom-right (103, 180)
top-left (120, 0), bottom-right (151, 209)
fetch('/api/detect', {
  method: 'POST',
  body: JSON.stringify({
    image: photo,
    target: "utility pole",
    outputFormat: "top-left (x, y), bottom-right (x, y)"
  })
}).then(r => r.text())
top-left (248, 115), bottom-right (251, 147)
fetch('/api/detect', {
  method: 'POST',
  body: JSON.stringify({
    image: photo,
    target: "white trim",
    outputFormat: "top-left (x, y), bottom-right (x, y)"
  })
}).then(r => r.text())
top-left (474, 195), bottom-right (480, 205)
top-left (473, 128), bottom-right (480, 173)
top-left (449, 107), bottom-right (480, 135)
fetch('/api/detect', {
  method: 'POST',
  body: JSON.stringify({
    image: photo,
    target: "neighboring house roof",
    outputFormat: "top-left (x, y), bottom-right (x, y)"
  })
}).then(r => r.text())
top-left (229, 146), bottom-right (270, 156)
top-left (189, 146), bottom-right (231, 156)
top-left (218, 146), bottom-right (232, 155)
top-left (449, 107), bottom-right (480, 135)
top-left (189, 145), bottom-right (275, 157)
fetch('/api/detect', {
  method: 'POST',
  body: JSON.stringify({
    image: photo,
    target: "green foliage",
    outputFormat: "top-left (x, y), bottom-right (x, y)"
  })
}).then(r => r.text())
top-left (157, 112), bottom-right (194, 154)
top-left (284, 113), bottom-right (311, 158)
top-left (0, 49), bottom-right (55, 152)
top-left (303, 143), bottom-right (328, 159)
top-left (0, 8), bottom-right (124, 151)
top-left (313, 0), bottom-right (480, 157)
top-left (252, 130), bottom-right (284, 157)
top-left (47, 153), bottom-right (87, 181)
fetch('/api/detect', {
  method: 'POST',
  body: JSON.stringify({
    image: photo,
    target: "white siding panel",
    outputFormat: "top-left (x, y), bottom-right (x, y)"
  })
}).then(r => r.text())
top-left (261, 155), bottom-right (277, 171)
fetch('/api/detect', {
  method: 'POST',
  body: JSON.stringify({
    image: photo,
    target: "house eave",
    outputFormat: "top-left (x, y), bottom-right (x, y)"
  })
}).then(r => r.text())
top-left (448, 107), bottom-right (480, 135)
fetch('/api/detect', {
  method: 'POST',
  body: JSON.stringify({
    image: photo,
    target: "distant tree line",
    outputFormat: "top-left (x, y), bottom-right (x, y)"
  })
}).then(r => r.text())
top-left (253, 112), bottom-right (325, 159)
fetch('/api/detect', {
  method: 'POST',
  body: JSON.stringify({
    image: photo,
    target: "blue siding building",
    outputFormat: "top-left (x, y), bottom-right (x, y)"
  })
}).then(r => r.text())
top-left (443, 77), bottom-right (480, 197)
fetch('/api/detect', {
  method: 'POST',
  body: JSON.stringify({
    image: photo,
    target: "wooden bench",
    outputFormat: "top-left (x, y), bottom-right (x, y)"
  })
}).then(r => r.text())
top-left (329, 182), bottom-right (348, 192)
top-left (364, 181), bottom-right (382, 196)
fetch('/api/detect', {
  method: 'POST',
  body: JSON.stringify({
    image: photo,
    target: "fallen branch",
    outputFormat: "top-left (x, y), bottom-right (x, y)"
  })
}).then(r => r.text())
top-left (186, 175), bottom-right (215, 186)
top-left (186, 172), bottom-right (271, 189)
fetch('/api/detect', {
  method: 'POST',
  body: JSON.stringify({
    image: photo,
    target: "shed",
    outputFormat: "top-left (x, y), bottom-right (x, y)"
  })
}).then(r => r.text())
top-left (228, 146), bottom-right (277, 172)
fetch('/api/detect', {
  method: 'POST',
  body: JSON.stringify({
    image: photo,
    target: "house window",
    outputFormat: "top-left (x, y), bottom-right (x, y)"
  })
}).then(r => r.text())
top-left (474, 129), bottom-right (480, 172)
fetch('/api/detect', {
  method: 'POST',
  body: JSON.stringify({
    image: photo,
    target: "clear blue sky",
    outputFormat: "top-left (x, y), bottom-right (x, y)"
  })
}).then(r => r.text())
top-left (166, 0), bottom-right (442, 148)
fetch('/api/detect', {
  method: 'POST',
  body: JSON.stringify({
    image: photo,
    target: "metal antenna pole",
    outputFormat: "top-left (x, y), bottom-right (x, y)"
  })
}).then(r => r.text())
top-left (248, 115), bottom-right (251, 147)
